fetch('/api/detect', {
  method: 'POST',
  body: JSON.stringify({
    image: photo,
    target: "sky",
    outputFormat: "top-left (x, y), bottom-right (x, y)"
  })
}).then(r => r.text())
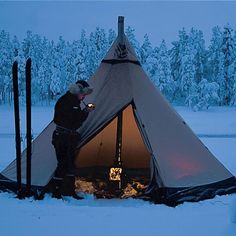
top-left (0, 1), bottom-right (236, 47)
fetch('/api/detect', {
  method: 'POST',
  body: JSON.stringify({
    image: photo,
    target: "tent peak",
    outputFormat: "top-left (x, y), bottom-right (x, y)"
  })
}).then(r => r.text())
top-left (118, 16), bottom-right (125, 45)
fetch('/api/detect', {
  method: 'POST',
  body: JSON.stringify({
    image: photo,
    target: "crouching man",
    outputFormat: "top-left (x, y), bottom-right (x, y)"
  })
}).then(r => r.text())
top-left (51, 80), bottom-right (94, 199)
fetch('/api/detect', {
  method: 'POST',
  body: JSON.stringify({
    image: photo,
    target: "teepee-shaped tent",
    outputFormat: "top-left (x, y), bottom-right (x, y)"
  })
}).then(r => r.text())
top-left (1, 17), bottom-right (236, 205)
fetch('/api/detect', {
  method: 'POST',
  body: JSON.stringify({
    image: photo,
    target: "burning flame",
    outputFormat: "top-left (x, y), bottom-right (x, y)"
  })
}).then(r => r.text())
top-left (109, 167), bottom-right (122, 181)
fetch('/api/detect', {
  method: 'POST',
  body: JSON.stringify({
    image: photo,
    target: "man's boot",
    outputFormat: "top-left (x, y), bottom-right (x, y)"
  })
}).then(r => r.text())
top-left (62, 175), bottom-right (84, 200)
top-left (51, 177), bottom-right (63, 199)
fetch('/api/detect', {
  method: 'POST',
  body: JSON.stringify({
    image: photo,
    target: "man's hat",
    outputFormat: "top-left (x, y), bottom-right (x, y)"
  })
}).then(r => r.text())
top-left (69, 80), bottom-right (93, 95)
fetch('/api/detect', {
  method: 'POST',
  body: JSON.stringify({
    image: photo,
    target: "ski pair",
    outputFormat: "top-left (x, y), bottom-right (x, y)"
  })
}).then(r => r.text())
top-left (12, 58), bottom-right (32, 198)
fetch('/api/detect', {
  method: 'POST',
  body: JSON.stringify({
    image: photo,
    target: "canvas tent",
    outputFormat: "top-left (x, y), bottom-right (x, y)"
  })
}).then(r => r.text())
top-left (1, 17), bottom-right (236, 205)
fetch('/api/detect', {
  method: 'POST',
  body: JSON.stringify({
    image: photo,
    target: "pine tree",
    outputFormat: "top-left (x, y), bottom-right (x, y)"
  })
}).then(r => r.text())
top-left (54, 36), bottom-right (67, 91)
top-left (43, 39), bottom-right (55, 102)
top-left (0, 30), bottom-right (13, 103)
top-left (12, 36), bottom-right (25, 101)
top-left (76, 30), bottom-right (90, 80)
top-left (140, 34), bottom-right (152, 66)
top-left (87, 27), bottom-right (108, 78)
top-left (170, 28), bottom-right (190, 102)
top-left (230, 32), bottom-right (236, 106)
top-left (207, 27), bottom-right (223, 81)
top-left (189, 28), bottom-right (206, 83)
top-left (50, 66), bottom-right (61, 98)
top-left (177, 29), bottom-right (196, 103)
top-left (22, 31), bottom-right (33, 59)
top-left (145, 47), bottom-right (159, 86)
top-left (155, 40), bottom-right (175, 101)
top-left (186, 79), bottom-right (220, 111)
top-left (170, 40), bottom-right (182, 101)
top-left (108, 29), bottom-right (116, 46)
top-left (125, 26), bottom-right (140, 59)
top-left (180, 40), bottom-right (196, 105)
top-left (221, 24), bottom-right (235, 105)
top-left (229, 78), bottom-right (236, 106)
top-left (65, 41), bottom-right (77, 85)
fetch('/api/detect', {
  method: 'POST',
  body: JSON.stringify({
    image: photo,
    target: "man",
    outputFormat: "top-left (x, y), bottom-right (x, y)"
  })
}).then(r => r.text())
top-left (51, 80), bottom-right (94, 199)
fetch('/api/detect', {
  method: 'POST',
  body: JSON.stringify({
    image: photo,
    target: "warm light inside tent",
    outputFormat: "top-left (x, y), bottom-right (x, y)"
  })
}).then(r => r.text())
top-left (109, 167), bottom-right (122, 181)
top-left (74, 105), bottom-right (150, 197)
top-left (75, 105), bottom-right (150, 170)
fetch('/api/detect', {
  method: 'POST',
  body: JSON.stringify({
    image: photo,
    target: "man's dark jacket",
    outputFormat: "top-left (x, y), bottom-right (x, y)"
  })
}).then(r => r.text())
top-left (53, 91), bottom-right (89, 130)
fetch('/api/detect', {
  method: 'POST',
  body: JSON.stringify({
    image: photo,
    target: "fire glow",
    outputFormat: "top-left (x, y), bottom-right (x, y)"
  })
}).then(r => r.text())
top-left (171, 156), bottom-right (202, 179)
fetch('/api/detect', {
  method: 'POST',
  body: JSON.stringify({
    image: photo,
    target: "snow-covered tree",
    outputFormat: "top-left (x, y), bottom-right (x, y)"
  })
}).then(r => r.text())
top-left (170, 28), bottom-right (191, 102)
top-left (75, 48), bottom-right (87, 81)
top-left (1, 25), bottom-right (236, 106)
top-left (155, 40), bottom-right (175, 101)
top-left (140, 34), bottom-right (152, 66)
top-left (87, 27), bottom-right (108, 77)
top-left (53, 36), bottom-right (67, 91)
top-left (65, 42), bottom-right (77, 85)
top-left (230, 78), bottom-right (236, 106)
top-left (189, 28), bottom-right (206, 83)
top-left (169, 40), bottom-right (182, 101)
top-left (0, 30), bottom-right (13, 103)
top-left (108, 29), bottom-right (116, 46)
top-left (178, 29), bottom-right (195, 102)
top-left (22, 30), bottom-right (33, 59)
top-left (207, 26), bottom-right (223, 81)
top-left (186, 79), bottom-right (220, 111)
top-left (145, 46), bottom-right (159, 85)
top-left (221, 24), bottom-right (235, 105)
top-left (125, 26), bottom-right (140, 59)
top-left (50, 66), bottom-right (61, 98)
top-left (75, 30), bottom-right (89, 80)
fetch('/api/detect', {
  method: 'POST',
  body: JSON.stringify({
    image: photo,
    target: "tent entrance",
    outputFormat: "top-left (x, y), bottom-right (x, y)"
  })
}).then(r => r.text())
top-left (74, 104), bottom-right (151, 198)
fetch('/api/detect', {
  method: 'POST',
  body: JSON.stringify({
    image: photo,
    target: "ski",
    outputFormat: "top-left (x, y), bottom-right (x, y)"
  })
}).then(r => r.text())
top-left (25, 58), bottom-right (32, 196)
top-left (12, 61), bottom-right (22, 198)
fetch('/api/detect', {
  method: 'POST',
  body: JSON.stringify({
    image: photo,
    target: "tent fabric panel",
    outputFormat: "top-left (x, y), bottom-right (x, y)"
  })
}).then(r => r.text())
top-left (122, 105), bottom-right (150, 168)
top-left (132, 108), bottom-right (165, 188)
top-left (103, 36), bottom-right (139, 62)
top-left (75, 105), bottom-right (151, 170)
top-left (130, 63), bottom-right (233, 188)
top-left (1, 122), bottom-right (57, 186)
top-left (75, 116), bottom-right (117, 168)
top-left (79, 63), bottom-right (133, 143)
top-left (149, 176), bottom-right (236, 206)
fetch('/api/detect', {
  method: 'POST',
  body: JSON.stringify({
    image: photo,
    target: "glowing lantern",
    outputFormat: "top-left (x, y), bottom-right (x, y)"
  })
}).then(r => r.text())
top-left (109, 167), bottom-right (122, 181)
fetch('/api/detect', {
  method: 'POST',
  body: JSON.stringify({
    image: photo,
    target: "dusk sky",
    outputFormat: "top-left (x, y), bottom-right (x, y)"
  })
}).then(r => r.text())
top-left (0, 1), bottom-right (236, 46)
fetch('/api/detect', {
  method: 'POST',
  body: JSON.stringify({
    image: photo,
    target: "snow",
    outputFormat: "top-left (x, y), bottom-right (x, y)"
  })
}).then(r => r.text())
top-left (0, 104), bottom-right (54, 135)
top-left (175, 106), bottom-right (236, 135)
top-left (0, 105), bottom-right (236, 235)
top-left (0, 192), bottom-right (236, 236)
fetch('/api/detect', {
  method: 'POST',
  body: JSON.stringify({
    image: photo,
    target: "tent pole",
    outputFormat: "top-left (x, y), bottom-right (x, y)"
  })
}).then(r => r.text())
top-left (115, 111), bottom-right (123, 165)
top-left (115, 111), bottom-right (123, 189)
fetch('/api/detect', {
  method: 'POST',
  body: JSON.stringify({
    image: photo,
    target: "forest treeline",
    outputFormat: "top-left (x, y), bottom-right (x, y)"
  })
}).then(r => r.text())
top-left (0, 25), bottom-right (236, 110)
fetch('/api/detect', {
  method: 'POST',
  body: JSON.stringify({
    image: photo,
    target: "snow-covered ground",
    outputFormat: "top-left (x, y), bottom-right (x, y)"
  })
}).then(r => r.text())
top-left (0, 105), bottom-right (236, 236)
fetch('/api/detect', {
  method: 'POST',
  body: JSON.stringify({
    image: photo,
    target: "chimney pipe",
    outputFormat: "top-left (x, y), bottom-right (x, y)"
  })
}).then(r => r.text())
top-left (118, 16), bottom-right (124, 45)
